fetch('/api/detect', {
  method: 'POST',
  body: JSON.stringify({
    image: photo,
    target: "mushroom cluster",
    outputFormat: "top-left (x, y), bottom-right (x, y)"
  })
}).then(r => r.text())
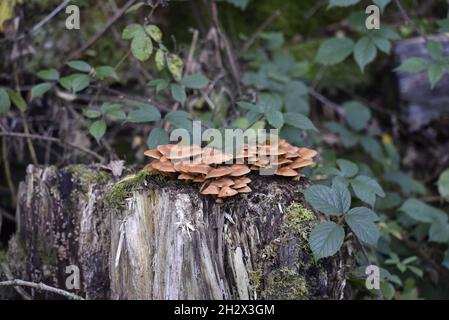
top-left (143, 140), bottom-right (317, 201)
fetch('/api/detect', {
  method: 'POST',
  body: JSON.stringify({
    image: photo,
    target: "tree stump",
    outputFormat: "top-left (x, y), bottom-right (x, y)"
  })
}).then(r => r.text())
top-left (3, 164), bottom-right (348, 300)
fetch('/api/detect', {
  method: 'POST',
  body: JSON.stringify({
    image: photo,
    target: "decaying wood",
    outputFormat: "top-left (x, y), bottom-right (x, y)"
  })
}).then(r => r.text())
top-left (3, 164), bottom-right (349, 300)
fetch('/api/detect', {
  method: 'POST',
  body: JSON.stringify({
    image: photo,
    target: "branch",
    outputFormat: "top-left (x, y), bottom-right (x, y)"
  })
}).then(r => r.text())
top-left (67, 0), bottom-right (137, 60)
top-left (0, 279), bottom-right (84, 300)
top-left (0, 132), bottom-right (105, 163)
top-left (393, 0), bottom-right (426, 39)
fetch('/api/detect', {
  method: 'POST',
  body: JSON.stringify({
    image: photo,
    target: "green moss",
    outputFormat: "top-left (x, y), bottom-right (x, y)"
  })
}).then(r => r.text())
top-left (65, 165), bottom-right (110, 195)
top-left (249, 268), bottom-right (263, 291)
top-left (262, 267), bottom-right (308, 300)
top-left (107, 171), bottom-right (150, 207)
top-left (284, 203), bottom-right (314, 240)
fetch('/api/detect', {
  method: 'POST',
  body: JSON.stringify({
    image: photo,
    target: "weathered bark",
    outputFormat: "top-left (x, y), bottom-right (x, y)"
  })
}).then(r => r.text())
top-left (4, 164), bottom-right (349, 300)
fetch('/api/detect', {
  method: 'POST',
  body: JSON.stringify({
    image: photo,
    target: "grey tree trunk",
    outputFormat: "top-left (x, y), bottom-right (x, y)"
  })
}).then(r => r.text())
top-left (4, 164), bottom-right (349, 300)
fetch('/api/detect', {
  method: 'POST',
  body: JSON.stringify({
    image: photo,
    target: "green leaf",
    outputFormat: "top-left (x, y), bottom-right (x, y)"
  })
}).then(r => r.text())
top-left (37, 68), bottom-right (60, 81)
top-left (372, 36), bottom-right (391, 54)
top-left (345, 207), bottom-right (380, 245)
top-left (30, 83), bottom-right (52, 100)
top-left (396, 57), bottom-right (428, 73)
top-left (309, 221), bottom-right (345, 260)
top-left (127, 105), bottom-right (161, 123)
top-left (179, 73), bottom-right (209, 89)
top-left (428, 63), bottom-right (445, 89)
top-left (437, 168), bottom-right (449, 200)
top-left (360, 136), bottom-right (384, 162)
top-left (167, 54), bottom-right (184, 81)
top-left (399, 198), bottom-right (448, 224)
top-left (66, 60), bottom-right (92, 73)
top-left (315, 38), bottom-right (354, 66)
top-left (147, 128), bottom-right (169, 149)
top-left (125, 2), bottom-right (146, 14)
top-left (148, 78), bottom-right (169, 93)
top-left (59, 74), bottom-right (90, 93)
top-left (145, 25), bottom-right (162, 42)
top-left (122, 24), bottom-right (143, 39)
top-left (283, 112), bottom-right (318, 132)
top-left (328, 0), bottom-right (361, 7)
top-left (131, 29), bottom-right (153, 62)
top-left (337, 159), bottom-right (359, 178)
top-left (265, 108), bottom-right (284, 129)
top-left (155, 49), bottom-right (165, 71)
top-left (350, 175), bottom-right (385, 207)
top-left (0, 88), bottom-right (11, 114)
top-left (284, 81), bottom-right (309, 115)
top-left (226, 0), bottom-right (250, 10)
top-left (373, 0), bottom-right (391, 11)
top-left (95, 66), bottom-right (118, 81)
top-left (354, 36), bottom-right (377, 72)
top-left (165, 111), bottom-right (193, 131)
top-left (7, 90), bottom-right (26, 112)
top-left (303, 184), bottom-right (350, 216)
top-left (344, 101), bottom-right (371, 131)
top-left (101, 103), bottom-right (126, 120)
top-left (325, 122), bottom-right (359, 147)
top-left (89, 120), bottom-right (106, 143)
top-left (170, 83), bottom-right (186, 105)
top-left (427, 40), bottom-right (443, 60)
top-left (83, 109), bottom-right (102, 119)
top-left (429, 222), bottom-right (449, 243)
top-left (237, 101), bottom-right (262, 113)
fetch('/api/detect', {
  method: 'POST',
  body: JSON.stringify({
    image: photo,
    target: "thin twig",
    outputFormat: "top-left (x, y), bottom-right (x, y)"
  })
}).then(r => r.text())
top-left (394, 0), bottom-right (426, 39)
top-left (1, 263), bottom-right (32, 300)
top-left (67, 0), bottom-right (137, 60)
top-left (0, 132), bottom-right (105, 163)
top-left (354, 237), bottom-right (385, 300)
top-left (0, 279), bottom-right (84, 300)
top-left (239, 10), bottom-right (280, 56)
top-left (1, 137), bottom-right (16, 207)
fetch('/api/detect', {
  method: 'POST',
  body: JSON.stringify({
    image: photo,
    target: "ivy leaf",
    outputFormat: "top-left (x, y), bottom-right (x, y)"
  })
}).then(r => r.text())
top-left (309, 221), bottom-right (345, 260)
top-left (89, 120), bottom-right (106, 143)
top-left (428, 63), bottom-right (445, 89)
top-left (344, 101), bottom-right (371, 131)
top-left (31, 83), bottom-right (52, 100)
top-left (165, 110), bottom-right (193, 131)
top-left (66, 60), bottom-right (92, 73)
top-left (396, 57), bottom-right (429, 73)
top-left (0, 88), bottom-right (11, 114)
top-left (337, 159), bottom-right (359, 178)
top-left (147, 128), bottom-right (169, 149)
top-left (167, 53), bottom-right (184, 81)
top-left (265, 108), bottom-right (284, 129)
top-left (127, 105), bottom-right (161, 123)
top-left (283, 112), bottom-right (318, 132)
top-left (437, 168), bottom-right (449, 200)
top-left (179, 73), bottom-right (209, 89)
top-left (95, 66), bottom-right (118, 81)
top-left (145, 25), bottom-right (162, 42)
top-left (37, 68), bottom-right (60, 81)
top-left (7, 90), bottom-right (26, 112)
top-left (131, 29), bottom-right (153, 61)
top-left (315, 38), bottom-right (355, 66)
top-left (170, 83), bottom-right (186, 105)
top-left (350, 175), bottom-right (385, 207)
top-left (303, 184), bottom-right (350, 216)
top-left (345, 207), bottom-right (380, 245)
top-left (354, 36), bottom-right (377, 72)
